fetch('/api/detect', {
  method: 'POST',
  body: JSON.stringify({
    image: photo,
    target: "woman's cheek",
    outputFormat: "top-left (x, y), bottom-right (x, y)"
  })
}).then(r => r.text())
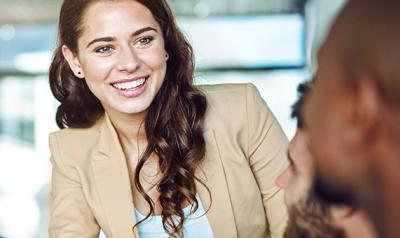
top-left (84, 56), bottom-right (117, 78)
top-left (138, 47), bottom-right (167, 68)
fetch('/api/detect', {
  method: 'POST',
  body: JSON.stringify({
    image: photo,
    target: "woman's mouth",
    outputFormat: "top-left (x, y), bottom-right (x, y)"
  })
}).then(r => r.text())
top-left (110, 76), bottom-right (149, 98)
top-left (111, 77), bottom-right (148, 90)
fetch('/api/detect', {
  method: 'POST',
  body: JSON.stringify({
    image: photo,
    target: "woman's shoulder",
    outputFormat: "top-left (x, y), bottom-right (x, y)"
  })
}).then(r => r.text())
top-left (198, 83), bottom-right (257, 95)
top-left (198, 83), bottom-right (270, 130)
top-left (199, 83), bottom-right (261, 107)
top-left (50, 116), bottom-right (104, 140)
top-left (199, 83), bottom-right (265, 111)
top-left (49, 116), bottom-right (105, 160)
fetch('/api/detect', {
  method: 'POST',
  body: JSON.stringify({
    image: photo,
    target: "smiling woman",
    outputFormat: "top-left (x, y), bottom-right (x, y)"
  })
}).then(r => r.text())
top-left (48, 0), bottom-right (289, 238)
top-left (60, 1), bottom-right (168, 118)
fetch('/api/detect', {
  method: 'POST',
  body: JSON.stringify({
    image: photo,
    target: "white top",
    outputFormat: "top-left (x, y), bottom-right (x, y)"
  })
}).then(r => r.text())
top-left (134, 197), bottom-right (214, 238)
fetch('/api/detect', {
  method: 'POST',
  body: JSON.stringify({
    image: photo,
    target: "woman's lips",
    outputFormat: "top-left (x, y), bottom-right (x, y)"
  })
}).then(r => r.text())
top-left (111, 77), bottom-right (147, 90)
top-left (111, 76), bottom-right (149, 98)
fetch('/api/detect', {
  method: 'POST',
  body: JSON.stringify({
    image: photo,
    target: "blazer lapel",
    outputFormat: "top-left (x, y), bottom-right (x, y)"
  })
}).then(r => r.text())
top-left (197, 130), bottom-right (238, 238)
top-left (91, 115), bottom-right (139, 238)
top-left (91, 117), bottom-right (237, 237)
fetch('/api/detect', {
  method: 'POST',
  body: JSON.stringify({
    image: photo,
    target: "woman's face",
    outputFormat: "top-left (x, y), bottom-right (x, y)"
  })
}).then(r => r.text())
top-left (63, 0), bottom-right (168, 117)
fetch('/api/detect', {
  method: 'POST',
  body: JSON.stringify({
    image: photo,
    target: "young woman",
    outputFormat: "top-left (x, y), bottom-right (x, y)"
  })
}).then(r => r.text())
top-left (48, 0), bottom-right (289, 237)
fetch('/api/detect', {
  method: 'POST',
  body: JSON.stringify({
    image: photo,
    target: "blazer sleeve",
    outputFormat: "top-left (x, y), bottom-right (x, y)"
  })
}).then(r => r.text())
top-left (49, 133), bottom-right (100, 238)
top-left (245, 84), bottom-right (289, 238)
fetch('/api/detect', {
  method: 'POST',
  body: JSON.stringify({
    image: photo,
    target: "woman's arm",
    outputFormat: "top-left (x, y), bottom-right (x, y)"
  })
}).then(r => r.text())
top-left (49, 133), bottom-right (100, 238)
top-left (245, 84), bottom-right (289, 238)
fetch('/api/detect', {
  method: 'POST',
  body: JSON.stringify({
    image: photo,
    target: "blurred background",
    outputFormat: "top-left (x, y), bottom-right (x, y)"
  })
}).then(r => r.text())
top-left (0, 0), bottom-right (346, 237)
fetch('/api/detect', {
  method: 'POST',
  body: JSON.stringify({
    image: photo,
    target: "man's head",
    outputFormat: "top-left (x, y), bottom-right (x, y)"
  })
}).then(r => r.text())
top-left (276, 82), bottom-right (344, 238)
top-left (304, 0), bottom-right (400, 237)
top-left (277, 82), bottom-right (314, 206)
top-left (278, 80), bottom-right (378, 238)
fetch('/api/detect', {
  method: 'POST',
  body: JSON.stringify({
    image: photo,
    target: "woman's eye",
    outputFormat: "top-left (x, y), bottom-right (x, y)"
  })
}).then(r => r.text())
top-left (95, 46), bottom-right (114, 54)
top-left (137, 36), bottom-right (154, 46)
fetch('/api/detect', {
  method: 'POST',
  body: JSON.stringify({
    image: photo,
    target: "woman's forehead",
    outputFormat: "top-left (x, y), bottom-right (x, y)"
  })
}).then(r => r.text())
top-left (81, 1), bottom-right (158, 31)
top-left (78, 1), bottom-right (161, 42)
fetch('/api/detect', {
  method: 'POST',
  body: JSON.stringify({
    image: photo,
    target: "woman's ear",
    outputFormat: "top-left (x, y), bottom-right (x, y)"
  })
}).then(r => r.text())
top-left (62, 45), bottom-right (85, 78)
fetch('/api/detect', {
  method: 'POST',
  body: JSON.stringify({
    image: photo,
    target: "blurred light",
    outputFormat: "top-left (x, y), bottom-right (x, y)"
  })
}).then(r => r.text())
top-left (193, 2), bottom-right (211, 18)
top-left (0, 24), bottom-right (16, 41)
top-left (0, 195), bottom-right (40, 238)
top-left (13, 51), bottom-right (52, 74)
top-left (0, 78), bottom-right (34, 119)
top-left (179, 14), bottom-right (304, 69)
top-left (0, 137), bottom-right (47, 195)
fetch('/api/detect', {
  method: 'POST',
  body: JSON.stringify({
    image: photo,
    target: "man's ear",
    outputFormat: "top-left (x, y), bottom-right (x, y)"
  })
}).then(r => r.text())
top-left (345, 72), bottom-right (380, 148)
top-left (62, 45), bottom-right (85, 78)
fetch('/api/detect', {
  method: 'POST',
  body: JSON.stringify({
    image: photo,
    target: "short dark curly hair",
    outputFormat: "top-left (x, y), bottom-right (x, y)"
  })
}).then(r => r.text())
top-left (291, 81), bottom-right (312, 129)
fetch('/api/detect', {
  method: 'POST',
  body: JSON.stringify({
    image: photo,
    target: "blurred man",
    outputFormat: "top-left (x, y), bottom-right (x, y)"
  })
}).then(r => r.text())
top-left (276, 82), bottom-right (377, 238)
top-left (304, 1), bottom-right (400, 237)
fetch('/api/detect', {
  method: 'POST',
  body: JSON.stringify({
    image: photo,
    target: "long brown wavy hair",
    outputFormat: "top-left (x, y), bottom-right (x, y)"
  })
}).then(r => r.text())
top-left (49, 0), bottom-right (209, 237)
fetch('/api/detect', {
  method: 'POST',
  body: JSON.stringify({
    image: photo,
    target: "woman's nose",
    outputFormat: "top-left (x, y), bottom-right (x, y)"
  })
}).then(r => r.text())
top-left (117, 47), bottom-right (140, 73)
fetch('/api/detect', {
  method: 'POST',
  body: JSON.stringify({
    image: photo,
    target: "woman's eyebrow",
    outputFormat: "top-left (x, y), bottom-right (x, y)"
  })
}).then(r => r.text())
top-left (86, 36), bottom-right (115, 48)
top-left (131, 26), bottom-right (158, 37)
top-left (86, 26), bottom-right (158, 49)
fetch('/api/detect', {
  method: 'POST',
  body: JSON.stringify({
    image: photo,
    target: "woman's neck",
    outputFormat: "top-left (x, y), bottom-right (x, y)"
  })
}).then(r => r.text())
top-left (106, 110), bottom-right (148, 148)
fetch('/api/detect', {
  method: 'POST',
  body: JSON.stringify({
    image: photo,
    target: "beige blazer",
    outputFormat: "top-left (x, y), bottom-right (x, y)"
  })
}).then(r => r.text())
top-left (49, 83), bottom-right (289, 238)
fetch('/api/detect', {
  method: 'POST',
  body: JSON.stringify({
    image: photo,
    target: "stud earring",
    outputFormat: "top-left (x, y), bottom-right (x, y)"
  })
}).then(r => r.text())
top-left (165, 53), bottom-right (169, 60)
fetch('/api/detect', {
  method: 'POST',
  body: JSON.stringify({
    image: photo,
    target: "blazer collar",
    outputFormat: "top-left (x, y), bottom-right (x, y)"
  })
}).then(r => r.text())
top-left (92, 114), bottom-right (139, 237)
top-left (92, 114), bottom-right (238, 237)
top-left (197, 130), bottom-right (238, 238)
top-left (97, 114), bottom-right (114, 156)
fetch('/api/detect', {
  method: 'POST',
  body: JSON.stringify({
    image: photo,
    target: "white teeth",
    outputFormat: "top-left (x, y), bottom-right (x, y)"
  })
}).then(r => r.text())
top-left (112, 78), bottom-right (145, 90)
